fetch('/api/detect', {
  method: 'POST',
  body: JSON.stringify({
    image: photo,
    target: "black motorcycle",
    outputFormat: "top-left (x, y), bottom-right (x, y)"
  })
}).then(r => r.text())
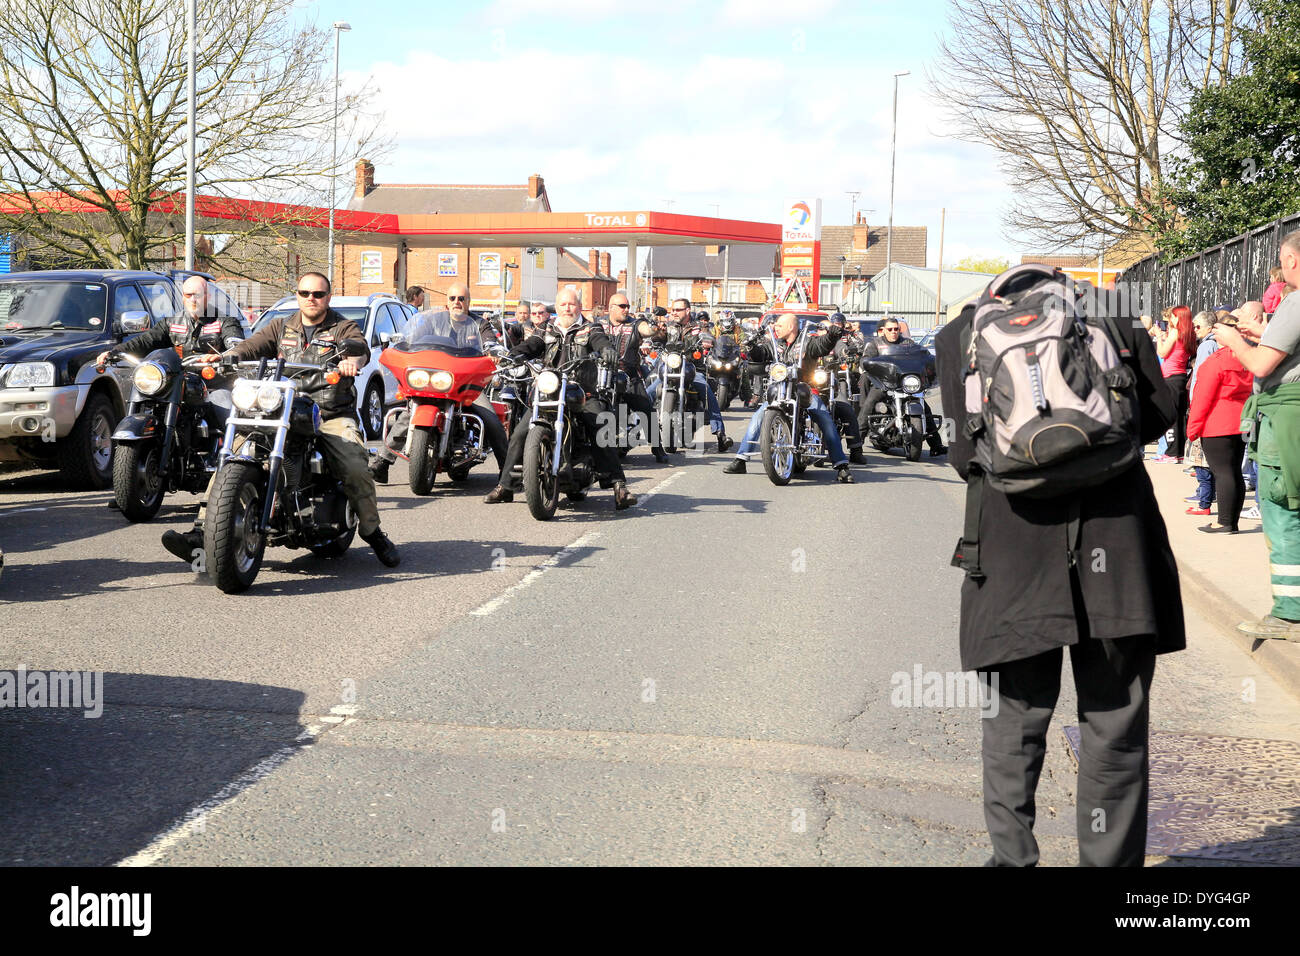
top-left (860, 342), bottom-right (939, 462)
top-left (204, 342), bottom-right (366, 593)
top-left (103, 337), bottom-right (239, 521)
top-left (594, 346), bottom-right (645, 459)
top-left (706, 337), bottom-right (744, 410)
top-left (758, 327), bottom-right (830, 485)
top-left (653, 323), bottom-right (707, 454)
top-left (520, 357), bottom-right (603, 520)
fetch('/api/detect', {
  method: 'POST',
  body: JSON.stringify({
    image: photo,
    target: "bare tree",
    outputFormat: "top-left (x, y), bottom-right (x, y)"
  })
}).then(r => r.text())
top-left (928, 0), bottom-right (1252, 250)
top-left (0, 0), bottom-right (386, 273)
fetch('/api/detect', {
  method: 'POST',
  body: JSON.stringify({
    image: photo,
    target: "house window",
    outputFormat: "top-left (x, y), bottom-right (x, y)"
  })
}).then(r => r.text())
top-left (819, 281), bottom-right (839, 305)
top-left (667, 280), bottom-right (691, 304)
top-left (725, 280), bottom-right (747, 302)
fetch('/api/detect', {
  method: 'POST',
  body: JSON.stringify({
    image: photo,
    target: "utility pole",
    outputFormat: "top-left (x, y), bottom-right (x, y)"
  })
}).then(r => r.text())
top-left (886, 70), bottom-right (910, 307)
top-left (184, 0), bottom-right (196, 270)
top-left (934, 207), bottom-right (946, 327)
top-left (846, 190), bottom-right (860, 228)
top-left (327, 21), bottom-right (351, 283)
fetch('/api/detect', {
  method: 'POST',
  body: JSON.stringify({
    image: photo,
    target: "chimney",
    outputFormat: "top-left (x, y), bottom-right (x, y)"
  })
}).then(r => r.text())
top-left (618, 268), bottom-right (627, 288)
top-left (853, 215), bottom-right (869, 252)
top-left (528, 174), bottom-right (544, 200)
top-left (600, 252), bottom-right (611, 276)
top-left (588, 249), bottom-right (600, 275)
top-left (355, 159), bottom-right (375, 200)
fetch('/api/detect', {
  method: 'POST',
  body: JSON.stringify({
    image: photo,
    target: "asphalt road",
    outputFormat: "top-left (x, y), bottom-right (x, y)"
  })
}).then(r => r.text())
top-left (2, 404), bottom-right (1298, 865)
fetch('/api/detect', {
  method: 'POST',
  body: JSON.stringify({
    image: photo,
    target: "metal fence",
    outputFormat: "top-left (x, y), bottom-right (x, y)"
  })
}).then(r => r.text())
top-left (1119, 213), bottom-right (1300, 316)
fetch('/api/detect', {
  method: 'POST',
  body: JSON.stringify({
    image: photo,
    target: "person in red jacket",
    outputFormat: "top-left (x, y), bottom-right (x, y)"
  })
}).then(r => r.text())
top-left (1186, 339), bottom-right (1254, 533)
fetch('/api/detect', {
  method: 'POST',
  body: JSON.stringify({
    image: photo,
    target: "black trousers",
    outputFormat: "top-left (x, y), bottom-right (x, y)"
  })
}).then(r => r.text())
top-left (982, 633), bottom-right (1156, 866)
top-left (497, 397), bottom-right (625, 491)
top-left (1165, 374), bottom-right (1189, 457)
top-left (1202, 433), bottom-right (1246, 530)
top-left (618, 389), bottom-right (664, 455)
top-left (832, 400), bottom-right (862, 448)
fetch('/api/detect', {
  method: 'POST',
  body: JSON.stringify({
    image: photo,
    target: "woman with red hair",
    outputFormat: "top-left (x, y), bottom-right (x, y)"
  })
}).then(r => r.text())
top-left (1153, 305), bottom-right (1196, 462)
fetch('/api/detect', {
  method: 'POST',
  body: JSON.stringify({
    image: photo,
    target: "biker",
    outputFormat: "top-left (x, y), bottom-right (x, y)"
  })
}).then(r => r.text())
top-left (602, 292), bottom-right (668, 463)
top-left (722, 312), bottom-right (856, 482)
top-left (645, 298), bottom-right (734, 453)
top-left (823, 312), bottom-right (867, 464)
top-left (368, 287), bottom-right (509, 483)
top-left (483, 287), bottom-right (638, 509)
top-left (96, 274), bottom-right (243, 437)
top-left (179, 271), bottom-right (401, 567)
top-left (858, 316), bottom-right (946, 457)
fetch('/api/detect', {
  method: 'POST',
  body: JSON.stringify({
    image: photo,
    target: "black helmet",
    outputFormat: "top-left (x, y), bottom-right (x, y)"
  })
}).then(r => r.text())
top-left (697, 310), bottom-right (710, 322)
top-left (653, 306), bottom-right (668, 317)
top-left (831, 311), bottom-right (846, 325)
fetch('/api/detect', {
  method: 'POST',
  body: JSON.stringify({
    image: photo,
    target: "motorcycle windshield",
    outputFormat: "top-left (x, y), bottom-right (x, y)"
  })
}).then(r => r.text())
top-left (862, 343), bottom-right (936, 387)
top-left (395, 311), bottom-right (484, 356)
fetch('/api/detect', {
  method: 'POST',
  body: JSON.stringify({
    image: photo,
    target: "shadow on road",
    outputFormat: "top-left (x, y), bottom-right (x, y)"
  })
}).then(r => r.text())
top-left (0, 671), bottom-right (306, 866)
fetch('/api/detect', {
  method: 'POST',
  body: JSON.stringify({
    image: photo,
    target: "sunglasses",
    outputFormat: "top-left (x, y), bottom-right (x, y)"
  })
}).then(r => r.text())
top-left (448, 295), bottom-right (468, 302)
top-left (296, 290), bottom-right (328, 299)
top-left (613, 303), bottom-right (630, 308)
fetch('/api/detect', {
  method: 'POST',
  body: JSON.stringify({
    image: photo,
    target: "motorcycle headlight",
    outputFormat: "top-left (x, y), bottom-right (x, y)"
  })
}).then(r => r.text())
top-left (769, 363), bottom-right (790, 382)
top-left (725, 363), bottom-right (733, 370)
top-left (902, 374), bottom-right (923, 393)
top-left (256, 384), bottom-right (283, 413)
top-left (132, 362), bottom-right (168, 396)
top-left (6, 362), bottom-right (55, 388)
top-left (231, 379), bottom-right (259, 412)
top-left (407, 369), bottom-right (431, 389)
top-left (428, 370), bottom-right (454, 392)
top-left (665, 352), bottom-right (684, 370)
top-left (709, 358), bottom-right (722, 368)
top-left (537, 370), bottom-right (560, 395)
top-left (812, 368), bottom-right (829, 386)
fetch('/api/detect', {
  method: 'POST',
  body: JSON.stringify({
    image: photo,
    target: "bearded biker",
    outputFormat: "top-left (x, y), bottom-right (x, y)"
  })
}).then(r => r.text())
top-left (483, 287), bottom-right (638, 509)
top-left (858, 316), bottom-right (946, 457)
top-left (722, 312), bottom-right (856, 483)
top-left (645, 299), bottom-right (734, 454)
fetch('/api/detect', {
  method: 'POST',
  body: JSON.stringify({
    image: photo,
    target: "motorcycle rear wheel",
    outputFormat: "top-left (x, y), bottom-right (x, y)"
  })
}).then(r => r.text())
top-left (523, 426), bottom-right (559, 521)
top-left (112, 441), bottom-right (165, 522)
top-left (760, 408), bottom-right (794, 486)
top-left (206, 461), bottom-right (266, 594)
top-left (408, 426), bottom-right (438, 495)
top-left (309, 499), bottom-right (358, 559)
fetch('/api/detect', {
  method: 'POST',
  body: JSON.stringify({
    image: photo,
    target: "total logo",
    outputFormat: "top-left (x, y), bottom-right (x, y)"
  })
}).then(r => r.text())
top-left (787, 202), bottom-right (812, 227)
top-left (585, 213), bottom-right (649, 228)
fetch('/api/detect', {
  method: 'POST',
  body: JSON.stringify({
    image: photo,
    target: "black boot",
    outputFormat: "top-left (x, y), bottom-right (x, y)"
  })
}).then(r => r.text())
top-left (929, 443), bottom-right (948, 458)
top-left (723, 458), bottom-right (746, 474)
top-left (483, 485), bottom-right (514, 503)
top-left (361, 528), bottom-right (401, 567)
top-left (613, 481), bottom-right (637, 510)
top-left (162, 528), bottom-right (203, 565)
top-left (849, 446), bottom-right (867, 465)
top-left (653, 448), bottom-right (669, 464)
top-left (717, 434), bottom-right (734, 454)
top-left (368, 456), bottom-right (390, 484)
top-left (836, 463), bottom-right (855, 484)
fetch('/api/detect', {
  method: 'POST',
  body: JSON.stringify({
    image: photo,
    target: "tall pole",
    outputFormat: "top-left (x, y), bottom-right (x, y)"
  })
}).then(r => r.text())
top-left (184, 0), bottom-right (196, 270)
top-left (327, 21), bottom-right (351, 283)
top-left (934, 207), bottom-right (946, 327)
top-left (846, 190), bottom-right (860, 229)
top-left (886, 70), bottom-right (909, 308)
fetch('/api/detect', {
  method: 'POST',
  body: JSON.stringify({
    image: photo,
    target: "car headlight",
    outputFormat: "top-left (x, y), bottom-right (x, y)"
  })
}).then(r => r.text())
top-left (6, 362), bottom-right (55, 388)
top-left (256, 384), bottom-right (283, 412)
top-left (536, 370), bottom-right (560, 395)
top-left (665, 352), bottom-right (683, 369)
top-left (428, 370), bottom-right (454, 392)
top-left (769, 363), bottom-right (790, 382)
top-left (812, 368), bottom-right (829, 386)
top-left (132, 362), bottom-right (168, 396)
top-left (407, 369), bottom-right (431, 389)
top-left (231, 379), bottom-right (259, 412)
top-left (902, 374), bottom-right (922, 393)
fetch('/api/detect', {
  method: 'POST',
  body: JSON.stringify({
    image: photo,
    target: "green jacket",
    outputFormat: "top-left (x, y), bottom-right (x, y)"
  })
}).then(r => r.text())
top-left (1243, 382), bottom-right (1300, 509)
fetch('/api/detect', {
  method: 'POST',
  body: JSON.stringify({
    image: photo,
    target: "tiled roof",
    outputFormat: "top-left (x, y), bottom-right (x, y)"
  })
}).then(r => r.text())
top-left (818, 225), bottom-right (927, 277)
top-left (557, 249), bottom-right (613, 281)
top-left (646, 243), bottom-right (779, 279)
top-left (348, 184), bottom-right (549, 215)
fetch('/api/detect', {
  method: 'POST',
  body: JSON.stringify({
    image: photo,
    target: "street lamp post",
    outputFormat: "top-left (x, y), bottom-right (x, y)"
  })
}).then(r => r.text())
top-left (839, 255), bottom-right (846, 309)
top-left (327, 21), bottom-right (351, 284)
top-left (886, 70), bottom-right (909, 307)
top-left (184, 0), bottom-right (196, 270)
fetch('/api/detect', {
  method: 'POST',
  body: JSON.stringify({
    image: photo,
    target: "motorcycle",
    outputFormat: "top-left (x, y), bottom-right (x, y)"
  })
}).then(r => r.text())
top-left (594, 346), bottom-right (645, 459)
top-left (203, 342), bottom-right (366, 593)
top-left (378, 331), bottom-right (504, 495)
top-left (517, 356), bottom-right (604, 520)
top-left (860, 341), bottom-right (939, 462)
top-left (651, 323), bottom-right (707, 454)
top-left (102, 347), bottom-right (224, 521)
top-left (758, 326), bottom-right (830, 485)
top-left (706, 337), bottom-right (744, 410)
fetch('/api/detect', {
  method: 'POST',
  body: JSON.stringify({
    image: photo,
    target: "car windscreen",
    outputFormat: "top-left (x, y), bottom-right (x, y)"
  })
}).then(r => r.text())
top-left (254, 306), bottom-right (368, 335)
top-left (0, 281), bottom-right (109, 331)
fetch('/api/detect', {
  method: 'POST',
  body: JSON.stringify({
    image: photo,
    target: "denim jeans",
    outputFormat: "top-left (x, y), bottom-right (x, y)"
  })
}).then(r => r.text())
top-left (647, 368), bottom-right (723, 433)
top-left (736, 394), bottom-right (847, 465)
top-left (1193, 466), bottom-right (1215, 509)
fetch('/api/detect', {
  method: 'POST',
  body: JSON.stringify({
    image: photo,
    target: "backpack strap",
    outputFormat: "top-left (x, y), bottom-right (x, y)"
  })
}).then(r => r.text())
top-left (951, 467), bottom-right (987, 582)
top-left (1097, 309), bottom-right (1132, 361)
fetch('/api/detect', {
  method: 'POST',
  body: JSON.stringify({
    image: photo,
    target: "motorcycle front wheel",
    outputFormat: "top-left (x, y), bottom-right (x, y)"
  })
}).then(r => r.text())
top-left (112, 441), bottom-right (165, 522)
top-left (660, 390), bottom-right (678, 455)
top-left (904, 419), bottom-right (924, 462)
top-left (206, 461), bottom-right (267, 594)
top-left (523, 426), bottom-right (559, 520)
top-left (717, 383), bottom-right (731, 411)
top-left (408, 425), bottom-right (439, 495)
top-left (760, 408), bottom-right (794, 486)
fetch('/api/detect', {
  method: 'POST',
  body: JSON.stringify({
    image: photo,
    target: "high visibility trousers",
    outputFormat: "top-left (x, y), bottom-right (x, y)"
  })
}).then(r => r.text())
top-left (1258, 467), bottom-right (1300, 621)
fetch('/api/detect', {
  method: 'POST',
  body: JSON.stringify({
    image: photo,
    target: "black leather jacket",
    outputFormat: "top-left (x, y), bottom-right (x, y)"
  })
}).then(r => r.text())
top-left (121, 309), bottom-right (245, 360)
top-left (511, 317), bottom-right (612, 395)
top-left (747, 325), bottom-right (842, 384)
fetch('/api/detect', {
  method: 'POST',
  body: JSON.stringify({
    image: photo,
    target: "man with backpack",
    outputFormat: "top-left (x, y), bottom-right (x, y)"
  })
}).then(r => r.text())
top-left (936, 265), bottom-right (1184, 867)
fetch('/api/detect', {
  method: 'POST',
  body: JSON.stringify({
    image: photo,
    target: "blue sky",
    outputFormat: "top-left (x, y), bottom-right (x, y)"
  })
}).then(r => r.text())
top-left (298, 0), bottom-right (1024, 272)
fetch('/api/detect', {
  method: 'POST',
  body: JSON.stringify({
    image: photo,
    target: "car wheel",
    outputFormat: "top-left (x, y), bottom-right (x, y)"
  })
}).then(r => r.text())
top-left (57, 392), bottom-right (118, 489)
top-left (363, 379), bottom-right (385, 440)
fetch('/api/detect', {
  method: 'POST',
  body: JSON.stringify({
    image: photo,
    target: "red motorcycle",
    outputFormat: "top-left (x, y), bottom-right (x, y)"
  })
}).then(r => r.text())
top-left (378, 329), bottom-right (506, 495)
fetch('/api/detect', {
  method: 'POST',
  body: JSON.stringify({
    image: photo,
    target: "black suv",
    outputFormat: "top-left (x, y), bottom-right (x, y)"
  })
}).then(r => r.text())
top-left (0, 269), bottom-right (244, 488)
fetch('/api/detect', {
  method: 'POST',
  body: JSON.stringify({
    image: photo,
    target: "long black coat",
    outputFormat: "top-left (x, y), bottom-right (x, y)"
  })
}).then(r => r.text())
top-left (936, 307), bottom-right (1186, 671)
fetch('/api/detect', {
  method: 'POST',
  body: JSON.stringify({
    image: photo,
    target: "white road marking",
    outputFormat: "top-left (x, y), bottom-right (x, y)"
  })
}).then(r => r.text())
top-left (0, 507), bottom-right (48, 517)
top-left (469, 530), bottom-right (602, 618)
top-left (636, 469), bottom-right (686, 505)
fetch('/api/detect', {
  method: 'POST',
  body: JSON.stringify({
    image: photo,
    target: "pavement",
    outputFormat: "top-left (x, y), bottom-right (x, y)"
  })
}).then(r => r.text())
top-left (1142, 454), bottom-right (1300, 701)
top-left (1, 410), bottom-right (1299, 866)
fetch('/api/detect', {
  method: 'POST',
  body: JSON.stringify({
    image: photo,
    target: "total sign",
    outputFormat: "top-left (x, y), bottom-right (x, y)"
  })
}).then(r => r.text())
top-left (585, 213), bottom-right (649, 228)
top-left (781, 198), bottom-right (823, 306)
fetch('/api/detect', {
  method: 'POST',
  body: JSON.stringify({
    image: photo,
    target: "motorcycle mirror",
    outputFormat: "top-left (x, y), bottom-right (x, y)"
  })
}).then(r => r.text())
top-left (340, 338), bottom-right (368, 357)
top-left (117, 310), bottom-right (151, 335)
top-left (223, 335), bottom-right (245, 349)
top-left (379, 331), bottom-right (392, 347)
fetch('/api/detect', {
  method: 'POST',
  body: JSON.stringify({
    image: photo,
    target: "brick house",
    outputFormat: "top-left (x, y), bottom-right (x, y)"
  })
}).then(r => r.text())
top-left (336, 161), bottom-right (557, 307)
top-left (557, 248), bottom-right (617, 310)
top-left (818, 213), bottom-right (928, 308)
top-left (639, 244), bottom-right (781, 312)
